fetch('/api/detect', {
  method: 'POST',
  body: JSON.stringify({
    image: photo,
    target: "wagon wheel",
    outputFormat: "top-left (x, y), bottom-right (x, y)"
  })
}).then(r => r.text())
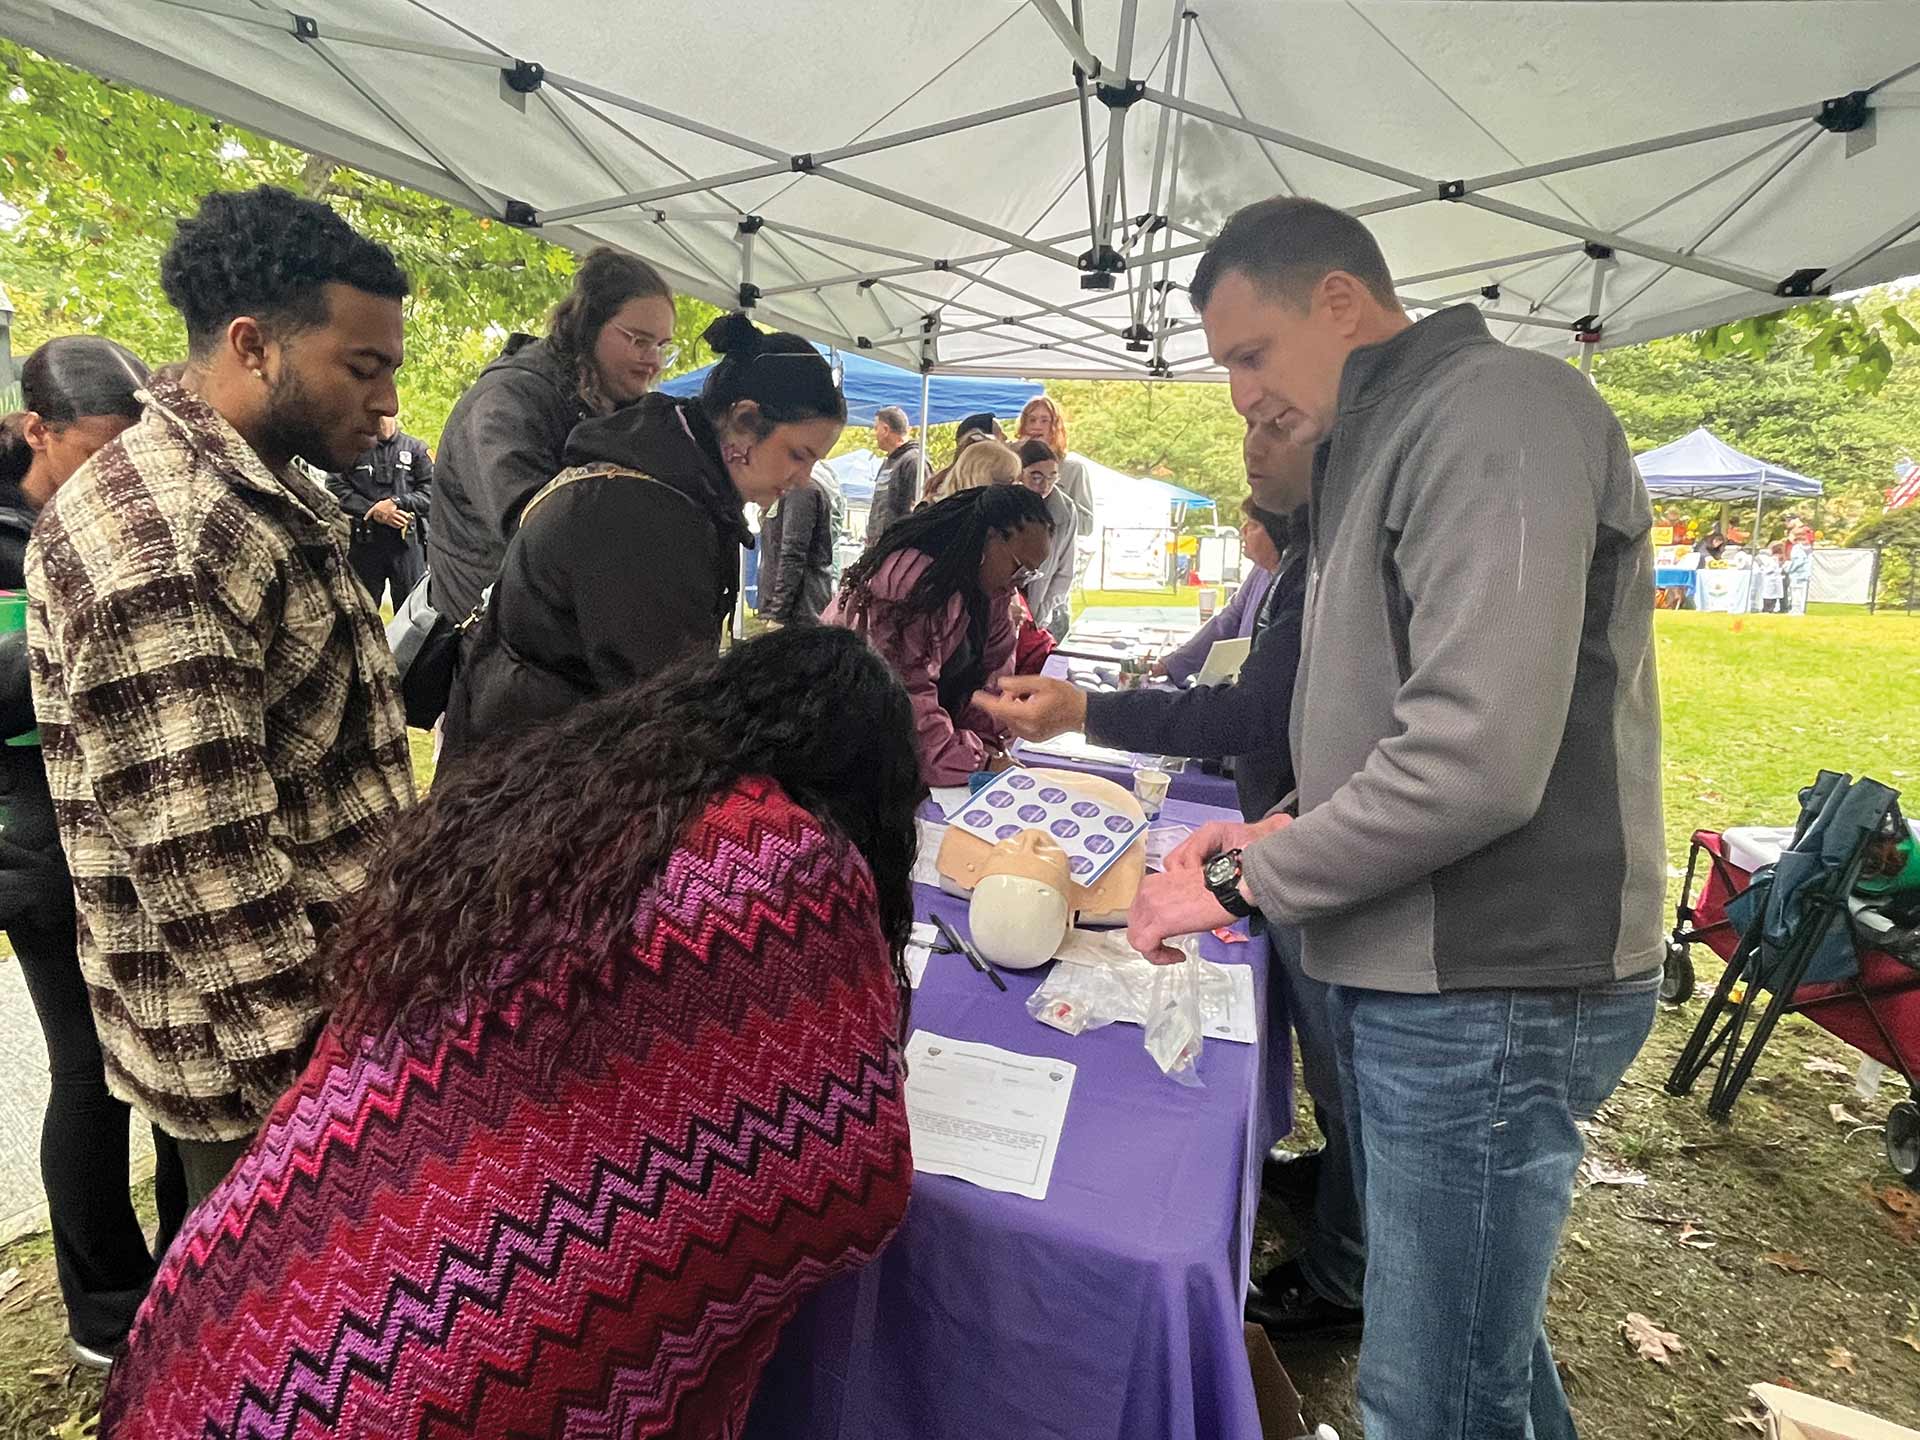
top-left (1887, 1099), bottom-right (1920, 1188)
top-left (1659, 938), bottom-right (1695, 1005)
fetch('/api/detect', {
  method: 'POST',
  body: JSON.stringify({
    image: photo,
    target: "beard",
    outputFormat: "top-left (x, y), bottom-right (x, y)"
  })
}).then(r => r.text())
top-left (259, 361), bottom-right (352, 473)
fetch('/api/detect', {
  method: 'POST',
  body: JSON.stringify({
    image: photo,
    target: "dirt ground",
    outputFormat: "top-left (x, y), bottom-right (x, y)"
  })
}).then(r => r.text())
top-left (1259, 1001), bottom-right (1920, 1439)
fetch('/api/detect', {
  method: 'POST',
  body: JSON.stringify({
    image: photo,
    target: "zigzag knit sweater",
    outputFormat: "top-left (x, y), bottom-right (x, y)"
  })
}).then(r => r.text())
top-left (103, 777), bottom-right (912, 1439)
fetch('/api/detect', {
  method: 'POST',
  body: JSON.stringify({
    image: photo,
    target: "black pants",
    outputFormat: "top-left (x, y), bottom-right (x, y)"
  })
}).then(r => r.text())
top-left (349, 539), bottom-right (425, 612)
top-left (9, 905), bottom-right (188, 1349)
top-left (176, 1135), bottom-right (252, 1209)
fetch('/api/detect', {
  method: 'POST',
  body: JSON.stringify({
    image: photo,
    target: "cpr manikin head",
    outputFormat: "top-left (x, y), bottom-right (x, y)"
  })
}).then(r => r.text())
top-left (967, 829), bottom-right (1073, 970)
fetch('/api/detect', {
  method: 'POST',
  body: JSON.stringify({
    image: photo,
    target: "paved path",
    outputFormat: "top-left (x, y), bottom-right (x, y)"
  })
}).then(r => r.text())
top-left (0, 956), bottom-right (154, 1248)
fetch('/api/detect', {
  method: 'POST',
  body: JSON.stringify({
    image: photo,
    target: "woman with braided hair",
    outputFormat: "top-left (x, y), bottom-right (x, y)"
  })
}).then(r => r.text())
top-left (826, 483), bottom-right (1054, 786)
top-left (103, 625), bottom-right (924, 1440)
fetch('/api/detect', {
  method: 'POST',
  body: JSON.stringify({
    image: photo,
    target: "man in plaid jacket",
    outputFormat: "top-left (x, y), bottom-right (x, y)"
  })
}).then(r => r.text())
top-left (26, 187), bottom-right (417, 1204)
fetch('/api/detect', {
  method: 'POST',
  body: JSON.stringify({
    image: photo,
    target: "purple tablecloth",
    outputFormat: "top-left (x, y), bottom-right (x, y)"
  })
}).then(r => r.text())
top-left (746, 795), bottom-right (1276, 1440)
top-left (1011, 657), bottom-right (1244, 811)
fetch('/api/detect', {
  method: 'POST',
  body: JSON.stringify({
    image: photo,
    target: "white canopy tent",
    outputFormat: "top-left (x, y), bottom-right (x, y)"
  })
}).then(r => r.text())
top-left (8, 2), bottom-right (1920, 383)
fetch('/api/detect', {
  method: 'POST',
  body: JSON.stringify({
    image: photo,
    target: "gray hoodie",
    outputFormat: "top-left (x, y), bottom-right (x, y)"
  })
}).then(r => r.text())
top-left (1241, 306), bottom-right (1664, 993)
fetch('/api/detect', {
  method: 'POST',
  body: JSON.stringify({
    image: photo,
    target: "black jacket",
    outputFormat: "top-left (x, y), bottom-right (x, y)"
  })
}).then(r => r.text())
top-left (442, 395), bottom-right (750, 758)
top-left (327, 429), bottom-right (433, 560)
top-left (428, 335), bottom-right (593, 620)
top-left (759, 475), bottom-right (836, 624)
top-left (0, 486), bottom-right (70, 928)
top-left (864, 440), bottom-right (923, 546)
top-left (1082, 518), bottom-right (1308, 821)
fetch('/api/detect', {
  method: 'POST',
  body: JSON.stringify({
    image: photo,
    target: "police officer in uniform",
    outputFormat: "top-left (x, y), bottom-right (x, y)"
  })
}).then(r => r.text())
top-left (328, 412), bottom-right (433, 607)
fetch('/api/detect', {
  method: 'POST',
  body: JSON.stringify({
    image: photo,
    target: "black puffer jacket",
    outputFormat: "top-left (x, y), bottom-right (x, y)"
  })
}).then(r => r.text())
top-left (0, 487), bottom-right (69, 928)
top-left (428, 334), bottom-right (594, 621)
top-left (442, 395), bottom-right (750, 760)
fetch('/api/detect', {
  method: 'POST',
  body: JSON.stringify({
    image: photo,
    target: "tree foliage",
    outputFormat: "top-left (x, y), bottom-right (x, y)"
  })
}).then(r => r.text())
top-left (1847, 503), bottom-right (1920, 548)
top-left (1697, 298), bottom-right (1920, 398)
top-left (1593, 295), bottom-right (1920, 539)
top-left (0, 40), bottom-right (718, 446)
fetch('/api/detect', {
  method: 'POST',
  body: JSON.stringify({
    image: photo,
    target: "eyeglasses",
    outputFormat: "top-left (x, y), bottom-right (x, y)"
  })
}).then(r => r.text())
top-left (749, 347), bottom-right (846, 388)
top-left (608, 323), bottom-right (680, 369)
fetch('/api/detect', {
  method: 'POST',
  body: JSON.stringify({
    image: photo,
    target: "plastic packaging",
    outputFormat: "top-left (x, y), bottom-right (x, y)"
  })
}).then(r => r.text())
top-left (1026, 939), bottom-right (1156, 1035)
top-left (1143, 937), bottom-right (1206, 1087)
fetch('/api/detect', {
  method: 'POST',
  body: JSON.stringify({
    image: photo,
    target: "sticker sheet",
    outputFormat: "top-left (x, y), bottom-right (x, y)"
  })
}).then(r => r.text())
top-left (950, 771), bottom-right (1147, 886)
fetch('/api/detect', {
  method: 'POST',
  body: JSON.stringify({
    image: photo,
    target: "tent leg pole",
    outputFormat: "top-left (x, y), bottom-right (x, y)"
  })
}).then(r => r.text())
top-left (919, 367), bottom-right (933, 484)
top-left (1750, 481), bottom-right (1767, 612)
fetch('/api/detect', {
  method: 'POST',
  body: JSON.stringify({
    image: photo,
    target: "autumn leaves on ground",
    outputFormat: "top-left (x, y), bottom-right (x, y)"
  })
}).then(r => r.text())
top-left (0, 619), bottom-right (1915, 1437)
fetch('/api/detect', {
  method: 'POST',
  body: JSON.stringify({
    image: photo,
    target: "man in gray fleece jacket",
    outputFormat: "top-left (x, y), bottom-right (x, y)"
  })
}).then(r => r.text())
top-left (1130, 197), bottom-right (1663, 1439)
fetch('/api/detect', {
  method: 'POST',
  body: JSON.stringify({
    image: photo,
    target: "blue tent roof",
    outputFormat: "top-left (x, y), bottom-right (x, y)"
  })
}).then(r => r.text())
top-left (660, 345), bottom-right (1041, 427)
top-left (1634, 427), bottom-right (1823, 501)
top-left (823, 449), bottom-right (880, 504)
top-left (1145, 476), bottom-right (1212, 508)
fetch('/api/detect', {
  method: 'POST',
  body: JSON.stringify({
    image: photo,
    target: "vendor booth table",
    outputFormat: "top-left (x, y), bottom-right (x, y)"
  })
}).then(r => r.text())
top-left (1653, 565), bottom-right (1697, 609)
top-left (1017, 656), bottom-right (1245, 812)
top-left (746, 794), bottom-right (1277, 1440)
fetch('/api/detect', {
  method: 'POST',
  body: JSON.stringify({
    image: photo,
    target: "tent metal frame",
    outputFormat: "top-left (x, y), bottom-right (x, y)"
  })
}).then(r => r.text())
top-left (15, 0), bottom-right (1920, 380)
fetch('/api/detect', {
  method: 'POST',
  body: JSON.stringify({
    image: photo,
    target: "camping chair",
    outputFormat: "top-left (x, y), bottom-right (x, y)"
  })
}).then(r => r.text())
top-left (1665, 772), bottom-right (1900, 1124)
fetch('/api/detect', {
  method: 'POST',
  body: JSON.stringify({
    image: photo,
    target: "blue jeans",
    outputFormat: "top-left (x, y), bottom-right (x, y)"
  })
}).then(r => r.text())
top-left (1330, 974), bottom-right (1657, 1440)
top-left (1267, 928), bottom-right (1366, 1309)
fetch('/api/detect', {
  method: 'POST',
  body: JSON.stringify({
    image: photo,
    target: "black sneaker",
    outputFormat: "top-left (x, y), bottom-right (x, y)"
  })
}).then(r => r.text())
top-left (1246, 1258), bottom-right (1364, 1341)
top-left (1261, 1145), bottom-right (1325, 1206)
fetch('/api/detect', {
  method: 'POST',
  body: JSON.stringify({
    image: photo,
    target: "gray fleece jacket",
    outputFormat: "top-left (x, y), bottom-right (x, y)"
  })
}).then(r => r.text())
top-left (1241, 305), bottom-right (1664, 993)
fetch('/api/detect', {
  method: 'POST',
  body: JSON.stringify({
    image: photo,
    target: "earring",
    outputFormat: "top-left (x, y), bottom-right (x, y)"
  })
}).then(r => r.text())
top-left (723, 445), bottom-right (749, 466)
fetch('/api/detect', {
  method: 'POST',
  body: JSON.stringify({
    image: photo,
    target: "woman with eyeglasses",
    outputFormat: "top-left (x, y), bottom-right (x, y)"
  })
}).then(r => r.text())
top-left (429, 248), bottom-right (681, 622)
top-left (825, 484), bottom-right (1054, 786)
top-left (442, 313), bottom-right (845, 761)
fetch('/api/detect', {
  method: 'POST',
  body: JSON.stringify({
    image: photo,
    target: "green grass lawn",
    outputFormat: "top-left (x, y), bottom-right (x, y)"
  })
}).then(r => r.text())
top-left (1655, 611), bottom-right (1916, 880)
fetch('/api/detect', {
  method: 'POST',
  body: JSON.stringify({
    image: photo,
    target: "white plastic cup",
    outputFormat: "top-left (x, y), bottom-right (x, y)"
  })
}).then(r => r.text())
top-left (1134, 766), bottom-right (1171, 818)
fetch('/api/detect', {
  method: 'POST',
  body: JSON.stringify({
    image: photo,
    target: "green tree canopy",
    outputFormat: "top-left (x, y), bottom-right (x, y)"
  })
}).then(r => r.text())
top-left (1, 39), bottom-right (718, 446)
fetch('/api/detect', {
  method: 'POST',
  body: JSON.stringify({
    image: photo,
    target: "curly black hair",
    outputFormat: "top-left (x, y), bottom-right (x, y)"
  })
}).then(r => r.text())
top-left (835, 484), bottom-right (1053, 707)
top-left (327, 625), bottom-right (927, 1040)
top-left (160, 185), bottom-right (409, 355)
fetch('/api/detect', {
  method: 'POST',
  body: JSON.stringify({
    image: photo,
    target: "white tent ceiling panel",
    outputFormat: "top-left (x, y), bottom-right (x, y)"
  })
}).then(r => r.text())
top-left (6, 0), bottom-right (1918, 380)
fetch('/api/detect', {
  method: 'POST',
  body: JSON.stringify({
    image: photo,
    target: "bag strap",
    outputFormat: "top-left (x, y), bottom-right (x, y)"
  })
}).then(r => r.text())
top-left (517, 464), bottom-right (611, 531)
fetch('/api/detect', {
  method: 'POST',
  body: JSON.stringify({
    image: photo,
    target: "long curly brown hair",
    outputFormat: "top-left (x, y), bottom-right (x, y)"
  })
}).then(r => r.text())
top-left (328, 626), bottom-right (927, 1036)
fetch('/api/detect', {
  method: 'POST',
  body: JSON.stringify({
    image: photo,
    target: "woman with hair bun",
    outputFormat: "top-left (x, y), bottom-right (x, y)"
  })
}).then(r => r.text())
top-left (0, 335), bottom-right (187, 1370)
top-left (444, 312), bottom-right (847, 759)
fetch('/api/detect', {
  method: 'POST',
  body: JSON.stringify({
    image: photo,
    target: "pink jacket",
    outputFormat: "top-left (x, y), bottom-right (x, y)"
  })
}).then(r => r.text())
top-left (824, 549), bottom-right (1016, 785)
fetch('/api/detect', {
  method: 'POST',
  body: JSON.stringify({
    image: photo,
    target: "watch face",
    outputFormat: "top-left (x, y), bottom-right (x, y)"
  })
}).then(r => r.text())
top-left (1205, 852), bottom-right (1236, 887)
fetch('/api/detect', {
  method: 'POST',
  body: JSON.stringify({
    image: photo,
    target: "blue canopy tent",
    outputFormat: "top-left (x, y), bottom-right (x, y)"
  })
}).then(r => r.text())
top-left (1637, 426), bottom-right (1822, 544)
top-left (661, 344), bottom-right (1041, 429)
top-left (1637, 428), bottom-right (1824, 610)
top-left (1635, 428), bottom-right (1825, 506)
top-left (822, 449), bottom-right (881, 507)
